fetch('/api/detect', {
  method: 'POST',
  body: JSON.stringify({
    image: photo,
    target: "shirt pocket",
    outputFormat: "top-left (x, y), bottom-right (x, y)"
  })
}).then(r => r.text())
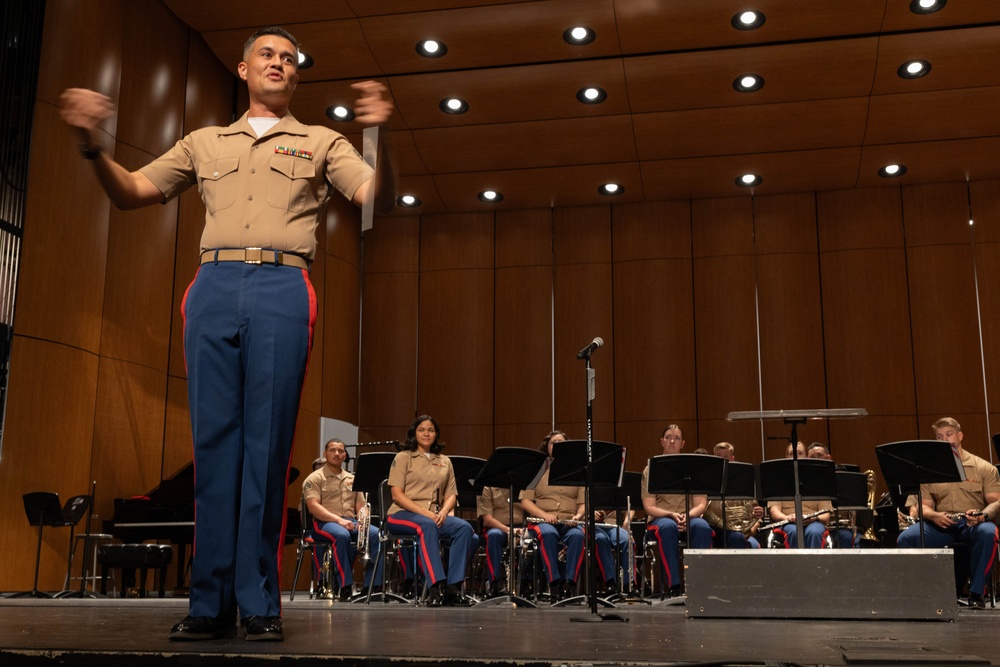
top-left (196, 156), bottom-right (240, 215)
top-left (267, 154), bottom-right (317, 213)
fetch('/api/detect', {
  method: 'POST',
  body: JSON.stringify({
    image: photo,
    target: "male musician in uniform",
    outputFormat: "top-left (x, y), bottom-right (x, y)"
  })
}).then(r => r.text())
top-left (642, 425), bottom-right (712, 597)
top-left (766, 441), bottom-right (832, 548)
top-left (897, 418), bottom-right (1000, 609)
top-left (807, 441), bottom-right (860, 548)
top-left (705, 442), bottom-right (764, 548)
top-left (302, 438), bottom-right (382, 600)
top-left (477, 486), bottom-right (524, 598)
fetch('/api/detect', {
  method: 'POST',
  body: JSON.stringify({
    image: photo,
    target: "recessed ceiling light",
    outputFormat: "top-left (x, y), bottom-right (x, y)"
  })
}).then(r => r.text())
top-left (297, 51), bottom-right (314, 69)
top-left (478, 190), bottom-right (503, 203)
top-left (598, 183), bottom-right (624, 196)
top-left (439, 97), bottom-right (469, 114)
top-left (878, 164), bottom-right (907, 178)
top-left (909, 0), bottom-right (946, 14)
top-left (576, 87), bottom-right (607, 104)
top-left (897, 59), bottom-right (931, 79)
top-left (397, 194), bottom-right (421, 208)
top-left (731, 10), bottom-right (766, 30)
top-left (326, 105), bottom-right (355, 122)
top-left (563, 26), bottom-right (596, 45)
top-left (736, 174), bottom-right (762, 187)
top-left (733, 74), bottom-right (764, 92)
top-left (416, 40), bottom-right (448, 58)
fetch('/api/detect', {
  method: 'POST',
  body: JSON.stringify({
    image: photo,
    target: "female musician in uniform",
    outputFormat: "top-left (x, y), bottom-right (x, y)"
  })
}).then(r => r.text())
top-left (385, 415), bottom-right (474, 606)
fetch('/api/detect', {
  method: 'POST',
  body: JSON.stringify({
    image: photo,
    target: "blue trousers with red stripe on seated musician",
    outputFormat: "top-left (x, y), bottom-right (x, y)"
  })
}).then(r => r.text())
top-left (386, 512), bottom-right (474, 589)
top-left (528, 522), bottom-right (585, 591)
top-left (646, 517), bottom-right (712, 592)
top-left (312, 518), bottom-right (383, 592)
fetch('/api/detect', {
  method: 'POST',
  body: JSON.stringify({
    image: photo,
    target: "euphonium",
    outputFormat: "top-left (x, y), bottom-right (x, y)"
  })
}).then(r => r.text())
top-left (356, 502), bottom-right (372, 563)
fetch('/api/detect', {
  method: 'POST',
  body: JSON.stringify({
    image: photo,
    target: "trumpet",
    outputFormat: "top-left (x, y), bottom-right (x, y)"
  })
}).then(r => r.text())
top-left (318, 548), bottom-right (334, 599)
top-left (356, 502), bottom-right (372, 563)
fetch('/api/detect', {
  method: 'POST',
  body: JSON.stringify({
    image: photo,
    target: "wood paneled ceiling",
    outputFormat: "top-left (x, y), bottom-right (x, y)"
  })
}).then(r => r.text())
top-left (163, 0), bottom-right (1000, 214)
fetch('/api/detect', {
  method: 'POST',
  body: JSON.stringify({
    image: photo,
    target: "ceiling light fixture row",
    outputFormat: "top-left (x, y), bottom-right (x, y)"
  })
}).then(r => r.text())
top-left (909, 0), bottom-right (946, 14)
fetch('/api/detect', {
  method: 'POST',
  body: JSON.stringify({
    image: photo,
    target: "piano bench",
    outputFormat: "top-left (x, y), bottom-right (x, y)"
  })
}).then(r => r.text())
top-left (98, 544), bottom-right (173, 598)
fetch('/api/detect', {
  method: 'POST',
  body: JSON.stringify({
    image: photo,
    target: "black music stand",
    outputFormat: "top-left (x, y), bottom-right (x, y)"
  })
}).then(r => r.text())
top-left (12, 492), bottom-right (68, 598)
top-left (833, 470), bottom-right (869, 548)
top-left (647, 454), bottom-right (727, 549)
top-left (549, 439), bottom-right (626, 620)
top-left (707, 460), bottom-right (757, 539)
top-left (875, 440), bottom-right (965, 548)
top-left (448, 455), bottom-right (487, 516)
top-left (757, 458), bottom-right (837, 542)
top-left (354, 452), bottom-right (406, 604)
top-left (473, 447), bottom-right (548, 609)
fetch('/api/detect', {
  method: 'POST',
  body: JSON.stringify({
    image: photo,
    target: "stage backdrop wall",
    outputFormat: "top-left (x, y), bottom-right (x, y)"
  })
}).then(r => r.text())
top-left (4, 0), bottom-right (1000, 593)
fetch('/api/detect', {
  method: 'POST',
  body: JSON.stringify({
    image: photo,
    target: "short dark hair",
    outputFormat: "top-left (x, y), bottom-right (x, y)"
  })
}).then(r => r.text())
top-left (403, 415), bottom-right (444, 454)
top-left (539, 430), bottom-right (567, 453)
top-left (661, 424), bottom-right (683, 439)
top-left (243, 26), bottom-right (300, 63)
top-left (324, 437), bottom-right (349, 462)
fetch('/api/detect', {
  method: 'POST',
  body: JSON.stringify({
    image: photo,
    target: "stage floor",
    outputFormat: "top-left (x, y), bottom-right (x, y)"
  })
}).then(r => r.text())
top-left (1, 594), bottom-right (999, 667)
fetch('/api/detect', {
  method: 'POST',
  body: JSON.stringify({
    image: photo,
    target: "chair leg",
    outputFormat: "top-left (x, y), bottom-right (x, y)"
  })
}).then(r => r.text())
top-left (290, 545), bottom-right (306, 601)
top-left (139, 566), bottom-right (148, 598)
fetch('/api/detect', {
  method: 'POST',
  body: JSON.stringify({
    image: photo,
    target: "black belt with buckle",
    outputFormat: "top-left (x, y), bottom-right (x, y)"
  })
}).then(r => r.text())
top-left (200, 248), bottom-right (309, 270)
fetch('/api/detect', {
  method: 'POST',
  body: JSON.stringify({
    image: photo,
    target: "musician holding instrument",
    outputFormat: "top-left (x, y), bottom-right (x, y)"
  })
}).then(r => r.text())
top-left (897, 418), bottom-right (1000, 609)
top-left (302, 438), bottom-right (382, 600)
top-left (705, 442), bottom-right (764, 548)
top-left (519, 431), bottom-right (589, 601)
top-left (765, 442), bottom-right (832, 548)
top-left (477, 486), bottom-right (525, 598)
top-left (642, 425), bottom-right (713, 597)
top-left (807, 442), bottom-right (859, 548)
top-left (385, 415), bottom-right (474, 606)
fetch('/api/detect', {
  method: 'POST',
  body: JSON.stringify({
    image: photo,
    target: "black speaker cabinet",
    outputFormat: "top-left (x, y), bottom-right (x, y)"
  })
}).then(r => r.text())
top-left (684, 549), bottom-right (957, 621)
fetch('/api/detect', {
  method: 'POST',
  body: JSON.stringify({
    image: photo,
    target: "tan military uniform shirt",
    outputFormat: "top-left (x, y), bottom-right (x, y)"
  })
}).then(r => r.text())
top-left (477, 486), bottom-right (524, 525)
top-left (139, 112), bottom-right (372, 262)
top-left (301, 465), bottom-right (360, 519)
top-left (387, 450), bottom-right (458, 515)
top-left (641, 463), bottom-right (694, 515)
top-left (519, 465), bottom-right (584, 521)
top-left (921, 449), bottom-right (1000, 513)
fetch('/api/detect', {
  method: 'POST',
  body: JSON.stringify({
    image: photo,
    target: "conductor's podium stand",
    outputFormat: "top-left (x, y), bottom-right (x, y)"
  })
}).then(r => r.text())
top-left (684, 549), bottom-right (956, 621)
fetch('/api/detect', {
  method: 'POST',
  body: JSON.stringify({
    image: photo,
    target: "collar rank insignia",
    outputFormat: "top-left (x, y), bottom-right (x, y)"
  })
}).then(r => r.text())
top-left (275, 146), bottom-right (313, 160)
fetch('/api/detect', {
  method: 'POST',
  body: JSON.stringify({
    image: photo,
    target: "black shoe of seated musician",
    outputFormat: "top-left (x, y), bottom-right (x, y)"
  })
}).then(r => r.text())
top-left (968, 593), bottom-right (987, 609)
top-left (401, 579), bottom-right (415, 600)
top-left (547, 580), bottom-right (563, 603)
top-left (667, 584), bottom-right (684, 598)
top-left (338, 585), bottom-right (353, 602)
top-left (168, 614), bottom-right (236, 641)
top-left (443, 583), bottom-right (471, 606)
top-left (426, 582), bottom-right (445, 607)
top-left (240, 615), bottom-right (284, 642)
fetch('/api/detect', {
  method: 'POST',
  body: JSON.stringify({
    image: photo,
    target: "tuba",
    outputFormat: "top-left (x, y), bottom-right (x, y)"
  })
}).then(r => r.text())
top-left (356, 502), bottom-right (372, 563)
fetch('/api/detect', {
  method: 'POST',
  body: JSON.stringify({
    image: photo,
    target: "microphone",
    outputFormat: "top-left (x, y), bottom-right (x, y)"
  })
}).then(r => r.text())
top-left (576, 336), bottom-right (604, 360)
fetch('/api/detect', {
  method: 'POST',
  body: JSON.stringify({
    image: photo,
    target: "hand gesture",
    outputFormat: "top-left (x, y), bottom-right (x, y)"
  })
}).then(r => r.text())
top-left (60, 88), bottom-right (115, 140)
top-left (352, 81), bottom-right (393, 126)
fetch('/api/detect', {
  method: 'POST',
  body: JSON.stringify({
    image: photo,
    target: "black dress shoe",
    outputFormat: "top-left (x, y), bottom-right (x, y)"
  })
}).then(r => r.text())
top-left (240, 616), bottom-right (284, 642)
top-left (168, 615), bottom-right (235, 641)
top-left (338, 585), bottom-right (353, 602)
top-left (443, 583), bottom-right (471, 606)
top-left (425, 582), bottom-right (445, 607)
top-left (968, 593), bottom-right (987, 609)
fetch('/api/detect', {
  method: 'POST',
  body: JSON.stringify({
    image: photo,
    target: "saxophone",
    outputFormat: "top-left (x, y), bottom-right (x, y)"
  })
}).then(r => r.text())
top-left (356, 502), bottom-right (372, 563)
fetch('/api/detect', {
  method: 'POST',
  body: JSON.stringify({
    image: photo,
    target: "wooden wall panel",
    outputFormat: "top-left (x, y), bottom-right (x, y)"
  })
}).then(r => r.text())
top-left (553, 206), bottom-right (614, 430)
top-left (90, 358), bottom-right (168, 519)
top-left (117, 0), bottom-right (188, 156)
top-left (323, 254), bottom-right (361, 422)
top-left (612, 202), bottom-right (696, 436)
top-left (0, 338), bottom-right (99, 590)
top-left (416, 214), bottom-right (495, 448)
top-left (101, 143), bottom-right (176, 371)
top-left (754, 194), bottom-right (828, 424)
top-left (162, 376), bottom-right (193, 478)
top-left (903, 184), bottom-right (984, 417)
top-left (818, 189), bottom-right (917, 439)
top-left (828, 415), bottom-right (921, 494)
top-left (970, 181), bottom-right (1000, 424)
top-left (18, 105), bottom-right (109, 352)
top-left (494, 209), bottom-right (553, 447)
top-left (359, 216), bottom-right (419, 428)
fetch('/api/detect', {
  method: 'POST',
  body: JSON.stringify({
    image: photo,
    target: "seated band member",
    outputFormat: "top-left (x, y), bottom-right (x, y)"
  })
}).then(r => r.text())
top-left (595, 509), bottom-right (635, 592)
top-left (477, 485), bottom-right (524, 598)
top-left (301, 438), bottom-right (382, 600)
top-left (766, 441), bottom-right (831, 548)
top-left (642, 424), bottom-right (712, 597)
top-left (386, 415), bottom-right (474, 606)
top-left (520, 430), bottom-right (587, 601)
top-left (807, 442), bottom-right (858, 548)
top-left (897, 418), bottom-right (1000, 609)
top-left (705, 442), bottom-right (763, 549)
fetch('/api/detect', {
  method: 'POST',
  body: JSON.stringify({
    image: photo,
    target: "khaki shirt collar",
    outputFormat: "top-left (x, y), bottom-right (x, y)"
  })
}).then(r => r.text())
top-left (220, 111), bottom-right (309, 140)
top-left (322, 463), bottom-right (349, 481)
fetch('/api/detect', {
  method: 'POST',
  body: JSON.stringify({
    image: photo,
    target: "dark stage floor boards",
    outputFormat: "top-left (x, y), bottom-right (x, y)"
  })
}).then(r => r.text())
top-left (1, 595), bottom-right (999, 667)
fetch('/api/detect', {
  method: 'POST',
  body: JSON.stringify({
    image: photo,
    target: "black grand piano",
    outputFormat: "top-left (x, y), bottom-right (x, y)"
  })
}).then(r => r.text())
top-left (105, 462), bottom-right (195, 591)
top-left (105, 463), bottom-right (302, 592)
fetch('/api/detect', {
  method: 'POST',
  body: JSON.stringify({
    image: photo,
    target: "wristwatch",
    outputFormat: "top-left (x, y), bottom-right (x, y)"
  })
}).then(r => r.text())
top-left (79, 143), bottom-right (102, 160)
